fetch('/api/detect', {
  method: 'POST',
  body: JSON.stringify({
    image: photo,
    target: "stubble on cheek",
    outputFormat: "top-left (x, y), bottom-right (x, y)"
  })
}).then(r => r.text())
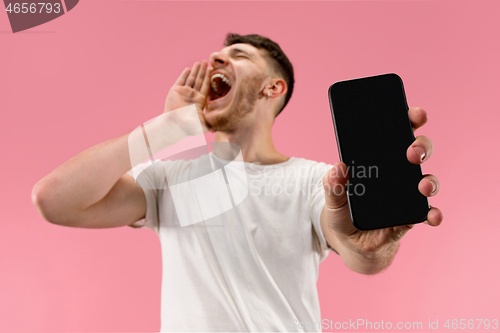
top-left (207, 73), bottom-right (266, 132)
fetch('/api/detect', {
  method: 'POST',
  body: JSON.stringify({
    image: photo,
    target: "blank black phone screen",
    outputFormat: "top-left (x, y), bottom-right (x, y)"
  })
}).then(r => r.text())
top-left (328, 73), bottom-right (429, 230)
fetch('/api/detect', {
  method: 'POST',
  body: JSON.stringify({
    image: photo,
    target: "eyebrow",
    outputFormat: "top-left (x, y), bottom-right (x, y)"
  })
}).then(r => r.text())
top-left (230, 48), bottom-right (253, 59)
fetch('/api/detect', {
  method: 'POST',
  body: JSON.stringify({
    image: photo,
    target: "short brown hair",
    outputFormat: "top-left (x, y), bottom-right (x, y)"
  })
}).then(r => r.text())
top-left (224, 33), bottom-right (295, 117)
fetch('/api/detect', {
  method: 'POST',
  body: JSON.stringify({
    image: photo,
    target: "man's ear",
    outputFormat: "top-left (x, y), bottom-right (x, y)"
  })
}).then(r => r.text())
top-left (268, 78), bottom-right (287, 98)
top-left (267, 78), bottom-right (287, 117)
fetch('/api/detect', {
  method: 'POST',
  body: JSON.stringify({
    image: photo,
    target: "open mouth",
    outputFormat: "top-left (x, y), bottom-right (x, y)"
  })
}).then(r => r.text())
top-left (209, 72), bottom-right (232, 102)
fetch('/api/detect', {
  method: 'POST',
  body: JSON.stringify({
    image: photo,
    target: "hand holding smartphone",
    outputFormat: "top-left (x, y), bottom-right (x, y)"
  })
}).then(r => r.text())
top-left (328, 73), bottom-right (429, 231)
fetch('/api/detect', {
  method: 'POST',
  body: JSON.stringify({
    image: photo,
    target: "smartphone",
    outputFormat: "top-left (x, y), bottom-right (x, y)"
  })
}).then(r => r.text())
top-left (328, 73), bottom-right (429, 231)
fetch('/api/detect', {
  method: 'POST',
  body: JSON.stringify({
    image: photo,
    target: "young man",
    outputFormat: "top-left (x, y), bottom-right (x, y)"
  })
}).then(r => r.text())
top-left (32, 33), bottom-right (443, 331)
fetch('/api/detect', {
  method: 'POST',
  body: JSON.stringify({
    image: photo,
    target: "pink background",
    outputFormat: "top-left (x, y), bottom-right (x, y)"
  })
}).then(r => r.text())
top-left (1, 1), bottom-right (499, 332)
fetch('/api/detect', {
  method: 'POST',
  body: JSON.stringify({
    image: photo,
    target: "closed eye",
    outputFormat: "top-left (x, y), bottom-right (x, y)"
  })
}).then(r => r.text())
top-left (230, 48), bottom-right (252, 60)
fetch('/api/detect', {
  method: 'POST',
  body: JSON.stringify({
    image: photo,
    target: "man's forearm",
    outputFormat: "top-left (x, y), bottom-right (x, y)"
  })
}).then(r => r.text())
top-left (32, 114), bottom-right (186, 225)
top-left (320, 207), bottom-right (400, 275)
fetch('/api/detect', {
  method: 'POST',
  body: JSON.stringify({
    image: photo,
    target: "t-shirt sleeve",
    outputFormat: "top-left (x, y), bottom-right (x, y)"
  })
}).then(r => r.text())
top-left (309, 162), bottom-right (338, 262)
top-left (125, 160), bottom-right (162, 233)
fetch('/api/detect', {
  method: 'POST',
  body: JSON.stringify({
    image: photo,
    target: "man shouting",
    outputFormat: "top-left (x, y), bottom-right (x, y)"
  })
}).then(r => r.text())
top-left (32, 33), bottom-right (443, 332)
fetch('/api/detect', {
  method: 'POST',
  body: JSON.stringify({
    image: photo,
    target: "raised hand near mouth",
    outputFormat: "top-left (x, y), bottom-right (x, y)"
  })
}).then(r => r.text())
top-left (163, 61), bottom-right (214, 134)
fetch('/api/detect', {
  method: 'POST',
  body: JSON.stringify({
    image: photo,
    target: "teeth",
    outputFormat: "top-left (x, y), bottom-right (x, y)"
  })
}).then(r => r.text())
top-left (210, 73), bottom-right (232, 91)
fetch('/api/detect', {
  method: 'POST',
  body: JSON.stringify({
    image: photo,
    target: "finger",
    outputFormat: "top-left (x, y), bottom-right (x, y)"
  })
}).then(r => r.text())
top-left (200, 64), bottom-right (213, 98)
top-left (408, 107), bottom-right (428, 131)
top-left (418, 174), bottom-right (440, 197)
top-left (175, 68), bottom-right (191, 86)
top-left (193, 61), bottom-right (208, 91)
top-left (185, 62), bottom-right (201, 88)
top-left (392, 206), bottom-right (443, 240)
top-left (423, 206), bottom-right (443, 226)
top-left (407, 135), bottom-right (434, 164)
top-left (323, 161), bottom-right (350, 210)
top-left (128, 220), bottom-right (145, 228)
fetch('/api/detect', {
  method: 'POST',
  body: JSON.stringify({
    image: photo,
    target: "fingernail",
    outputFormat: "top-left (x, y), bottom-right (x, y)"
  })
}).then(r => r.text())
top-left (430, 180), bottom-right (437, 194)
top-left (413, 146), bottom-right (426, 161)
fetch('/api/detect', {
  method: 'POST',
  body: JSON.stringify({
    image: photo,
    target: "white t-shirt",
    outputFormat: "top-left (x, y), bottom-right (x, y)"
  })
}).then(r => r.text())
top-left (126, 153), bottom-right (335, 332)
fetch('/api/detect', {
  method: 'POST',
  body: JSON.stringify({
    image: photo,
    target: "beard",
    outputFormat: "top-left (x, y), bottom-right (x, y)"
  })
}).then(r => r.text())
top-left (205, 73), bottom-right (266, 132)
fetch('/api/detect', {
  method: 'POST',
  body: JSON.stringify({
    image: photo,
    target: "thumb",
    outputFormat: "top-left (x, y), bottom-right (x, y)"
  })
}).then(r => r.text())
top-left (322, 161), bottom-right (350, 209)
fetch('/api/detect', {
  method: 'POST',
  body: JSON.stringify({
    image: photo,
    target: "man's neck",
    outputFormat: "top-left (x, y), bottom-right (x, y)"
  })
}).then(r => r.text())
top-left (213, 124), bottom-right (289, 165)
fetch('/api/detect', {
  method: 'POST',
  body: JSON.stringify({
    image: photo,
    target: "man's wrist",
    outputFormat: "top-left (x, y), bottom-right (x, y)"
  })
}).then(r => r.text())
top-left (332, 230), bottom-right (400, 274)
top-left (335, 230), bottom-right (399, 259)
top-left (160, 104), bottom-right (206, 137)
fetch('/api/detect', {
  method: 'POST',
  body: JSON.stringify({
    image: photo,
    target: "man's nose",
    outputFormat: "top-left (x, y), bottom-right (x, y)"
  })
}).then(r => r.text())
top-left (209, 51), bottom-right (229, 68)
